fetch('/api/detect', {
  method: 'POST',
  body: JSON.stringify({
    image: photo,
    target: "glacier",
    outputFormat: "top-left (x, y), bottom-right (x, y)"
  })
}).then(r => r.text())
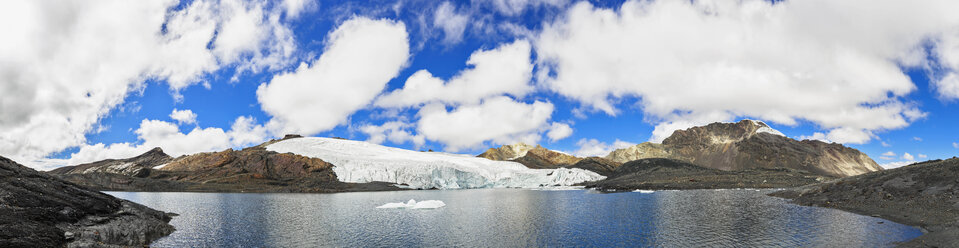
top-left (376, 199), bottom-right (446, 209)
top-left (265, 137), bottom-right (606, 189)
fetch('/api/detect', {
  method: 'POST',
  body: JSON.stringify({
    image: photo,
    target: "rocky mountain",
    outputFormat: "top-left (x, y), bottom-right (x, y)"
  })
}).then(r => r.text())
top-left (48, 136), bottom-right (401, 193)
top-left (49, 147), bottom-right (173, 178)
top-left (1, 155), bottom-right (174, 247)
top-left (771, 158), bottom-right (959, 246)
top-left (604, 120), bottom-right (881, 177)
top-left (479, 143), bottom-right (582, 169)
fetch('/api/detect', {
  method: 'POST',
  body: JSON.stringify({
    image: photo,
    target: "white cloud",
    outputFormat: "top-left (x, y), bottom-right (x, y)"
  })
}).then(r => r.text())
top-left (918, 154), bottom-right (928, 159)
top-left (536, 0), bottom-right (959, 144)
top-left (282, 0), bottom-right (315, 19)
top-left (257, 17), bottom-right (410, 136)
top-left (901, 152), bottom-right (915, 161)
top-left (376, 40), bottom-right (533, 108)
top-left (46, 115), bottom-right (271, 170)
top-left (482, 0), bottom-right (568, 16)
top-left (953, 142), bottom-right (959, 149)
top-left (880, 161), bottom-right (913, 169)
top-left (416, 96), bottom-right (554, 151)
top-left (546, 123), bottom-right (573, 142)
top-left (358, 121), bottom-right (425, 148)
top-left (433, 2), bottom-right (470, 44)
top-left (570, 138), bottom-right (635, 158)
top-left (881, 141), bottom-right (891, 147)
top-left (169, 109), bottom-right (198, 125)
top-left (913, 136), bottom-right (923, 141)
top-left (0, 0), bottom-right (298, 169)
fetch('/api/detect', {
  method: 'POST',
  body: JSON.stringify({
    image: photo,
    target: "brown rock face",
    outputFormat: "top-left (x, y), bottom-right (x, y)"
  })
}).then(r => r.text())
top-left (604, 120), bottom-right (881, 177)
top-left (479, 144), bottom-right (582, 169)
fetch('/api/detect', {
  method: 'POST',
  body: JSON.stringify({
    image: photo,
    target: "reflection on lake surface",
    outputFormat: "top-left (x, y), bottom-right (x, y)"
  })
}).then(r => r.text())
top-left (108, 189), bottom-right (922, 247)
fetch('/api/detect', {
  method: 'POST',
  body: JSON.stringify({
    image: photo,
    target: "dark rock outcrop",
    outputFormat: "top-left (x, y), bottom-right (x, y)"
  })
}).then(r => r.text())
top-left (0, 155), bottom-right (174, 247)
top-left (566, 157), bottom-right (622, 177)
top-left (583, 158), bottom-right (830, 191)
top-left (605, 120), bottom-right (881, 177)
top-left (49, 137), bottom-right (401, 193)
top-left (771, 158), bottom-right (959, 247)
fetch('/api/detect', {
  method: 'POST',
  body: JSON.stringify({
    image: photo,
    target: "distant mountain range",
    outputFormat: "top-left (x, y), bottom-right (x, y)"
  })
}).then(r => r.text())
top-left (47, 119), bottom-right (880, 192)
top-left (484, 120), bottom-right (881, 178)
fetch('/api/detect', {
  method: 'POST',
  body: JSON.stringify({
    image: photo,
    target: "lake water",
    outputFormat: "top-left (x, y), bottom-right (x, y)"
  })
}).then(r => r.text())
top-left (108, 189), bottom-right (923, 247)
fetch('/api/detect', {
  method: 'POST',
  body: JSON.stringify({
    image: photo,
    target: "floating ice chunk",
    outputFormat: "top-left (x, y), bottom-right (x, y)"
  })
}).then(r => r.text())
top-left (530, 186), bottom-right (586, 191)
top-left (633, 190), bottom-right (655, 194)
top-left (266, 137), bottom-right (606, 189)
top-left (376, 199), bottom-right (446, 209)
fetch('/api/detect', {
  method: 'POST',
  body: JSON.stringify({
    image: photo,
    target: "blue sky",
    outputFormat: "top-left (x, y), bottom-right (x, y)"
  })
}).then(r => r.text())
top-left (2, 0), bottom-right (958, 170)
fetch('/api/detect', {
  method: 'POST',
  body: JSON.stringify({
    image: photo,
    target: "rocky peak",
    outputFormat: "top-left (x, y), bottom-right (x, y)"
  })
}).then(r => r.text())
top-left (664, 120), bottom-right (785, 146)
top-left (604, 142), bottom-right (672, 163)
top-left (477, 143), bottom-right (537, 161)
top-left (604, 119), bottom-right (881, 177)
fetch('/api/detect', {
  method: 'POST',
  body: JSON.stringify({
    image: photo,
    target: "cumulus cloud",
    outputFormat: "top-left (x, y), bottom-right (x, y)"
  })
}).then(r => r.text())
top-left (570, 138), bottom-right (635, 158)
top-left (358, 121), bottom-right (425, 148)
top-left (169, 109), bottom-right (198, 125)
top-left (901, 152), bottom-right (915, 161)
top-left (416, 96), bottom-right (554, 151)
top-left (44, 115), bottom-right (272, 170)
top-left (282, 0), bottom-right (315, 19)
top-left (954, 142), bottom-right (959, 149)
top-left (546, 123), bottom-right (573, 142)
top-left (376, 40), bottom-right (533, 107)
top-left (257, 17), bottom-right (410, 136)
top-left (536, 0), bottom-right (959, 144)
top-left (0, 0), bottom-right (297, 168)
top-left (913, 137), bottom-right (923, 141)
top-left (433, 2), bottom-right (470, 44)
top-left (880, 151), bottom-right (896, 160)
top-left (918, 154), bottom-right (928, 159)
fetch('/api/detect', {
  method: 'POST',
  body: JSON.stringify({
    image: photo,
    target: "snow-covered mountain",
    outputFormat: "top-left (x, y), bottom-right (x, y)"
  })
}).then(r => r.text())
top-left (266, 137), bottom-right (605, 189)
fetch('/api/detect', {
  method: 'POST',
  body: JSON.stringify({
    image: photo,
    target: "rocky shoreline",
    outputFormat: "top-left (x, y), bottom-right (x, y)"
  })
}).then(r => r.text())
top-left (1, 156), bottom-right (175, 247)
top-left (770, 158), bottom-right (959, 247)
top-left (581, 158), bottom-right (831, 191)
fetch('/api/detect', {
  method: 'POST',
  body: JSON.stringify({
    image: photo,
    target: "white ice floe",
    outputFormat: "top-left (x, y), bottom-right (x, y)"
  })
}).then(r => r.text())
top-left (530, 186), bottom-right (586, 191)
top-left (266, 137), bottom-right (606, 189)
top-left (376, 199), bottom-right (446, 209)
top-left (633, 190), bottom-right (656, 194)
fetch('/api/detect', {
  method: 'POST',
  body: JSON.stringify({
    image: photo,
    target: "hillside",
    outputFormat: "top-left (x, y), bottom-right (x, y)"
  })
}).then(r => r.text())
top-left (771, 158), bottom-right (959, 247)
top-left (604, 120), bottom-right (881, 177)
top-left (1, 156), bottom-right (174, 247)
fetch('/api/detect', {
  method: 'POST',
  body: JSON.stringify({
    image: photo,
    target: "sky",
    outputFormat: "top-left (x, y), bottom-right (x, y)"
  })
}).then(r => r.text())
top-left (2, 0), bottom-right (959, 171)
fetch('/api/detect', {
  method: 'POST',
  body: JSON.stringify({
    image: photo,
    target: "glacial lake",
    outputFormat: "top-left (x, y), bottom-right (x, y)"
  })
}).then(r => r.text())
top-left (108, 189), bottom-right (922, 247)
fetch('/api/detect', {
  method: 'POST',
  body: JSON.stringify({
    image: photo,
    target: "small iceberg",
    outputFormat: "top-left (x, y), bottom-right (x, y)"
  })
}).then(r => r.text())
top-left (376, 199), bottom-right (446, 209)
top-left (633, 190), bottom-right (656, 194)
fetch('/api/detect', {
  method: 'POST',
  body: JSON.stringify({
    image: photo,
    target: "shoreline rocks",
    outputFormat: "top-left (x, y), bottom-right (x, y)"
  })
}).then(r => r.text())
top-left (770, 158), bottom-right (959, 247)
top-left (1, 155), bottom-right (175, 247)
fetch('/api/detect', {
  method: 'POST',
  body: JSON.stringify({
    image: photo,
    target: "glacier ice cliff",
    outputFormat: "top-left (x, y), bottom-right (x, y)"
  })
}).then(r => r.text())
top-left (266, 137), bottom-right (605, 189)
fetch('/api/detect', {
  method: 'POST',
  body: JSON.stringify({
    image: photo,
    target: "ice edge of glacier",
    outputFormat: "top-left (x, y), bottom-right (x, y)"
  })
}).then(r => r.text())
top-left (265, 137), bottom-right (606, 189)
